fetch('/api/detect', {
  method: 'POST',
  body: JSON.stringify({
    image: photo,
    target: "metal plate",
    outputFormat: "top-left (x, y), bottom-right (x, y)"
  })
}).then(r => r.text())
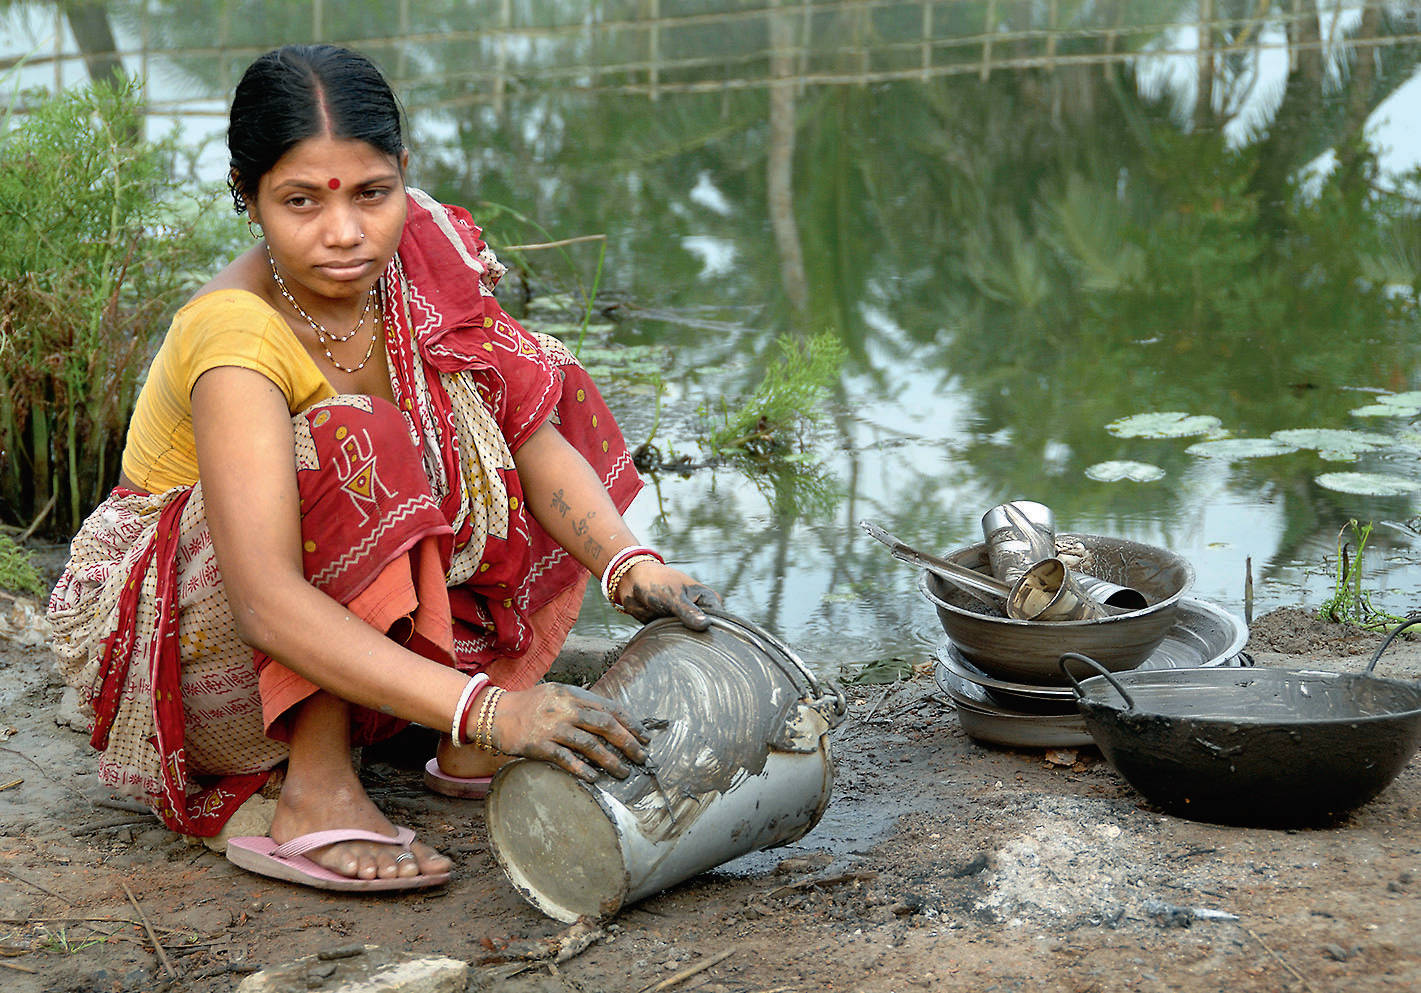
top-left (940, 597), bottom-right (1249, 709)
top-left (936, 666), bottom-right (1093, 748)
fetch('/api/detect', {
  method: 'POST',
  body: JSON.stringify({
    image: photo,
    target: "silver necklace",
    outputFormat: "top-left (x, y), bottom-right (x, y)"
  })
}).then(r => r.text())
top-left (268, 250), bottom-right (380, 373)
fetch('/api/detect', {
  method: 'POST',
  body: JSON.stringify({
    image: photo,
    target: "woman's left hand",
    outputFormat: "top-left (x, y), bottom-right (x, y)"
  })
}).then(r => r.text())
top-left (617, 561), bottom-right (721, 630)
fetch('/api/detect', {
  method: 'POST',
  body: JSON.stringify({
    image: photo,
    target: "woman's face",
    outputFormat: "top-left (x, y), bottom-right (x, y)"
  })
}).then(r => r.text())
top-left (248, 134), bottom-right (408, 305)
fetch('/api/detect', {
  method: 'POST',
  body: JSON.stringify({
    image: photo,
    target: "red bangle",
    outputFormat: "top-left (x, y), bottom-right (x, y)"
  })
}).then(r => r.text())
top-left (599, 545), bottom-right (663, 604)
top-left (451, 673), bottom-right (490, 747)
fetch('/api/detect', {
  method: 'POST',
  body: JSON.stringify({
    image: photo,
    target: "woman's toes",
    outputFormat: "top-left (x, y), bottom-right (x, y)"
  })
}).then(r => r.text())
top-left (413, 842), bottom-right (453, 877)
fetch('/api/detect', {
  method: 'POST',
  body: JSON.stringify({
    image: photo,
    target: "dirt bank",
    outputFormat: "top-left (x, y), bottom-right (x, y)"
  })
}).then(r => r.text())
top-left (0, 590), bottom-right (1417, 992)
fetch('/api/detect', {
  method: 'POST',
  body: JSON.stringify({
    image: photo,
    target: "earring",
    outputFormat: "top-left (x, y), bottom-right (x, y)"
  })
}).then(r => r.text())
top-left (247, 220), bottom-right (263, 240)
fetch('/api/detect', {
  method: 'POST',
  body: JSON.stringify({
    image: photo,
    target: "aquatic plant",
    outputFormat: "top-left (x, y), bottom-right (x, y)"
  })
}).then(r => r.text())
top-left (1270, 428), bottom-right (1393, 462)
top-left (1104, 412), bottom-right (1223, 440)
top-left (701, 331), bottom-right (843, 458)
top-left (1084, 461), bottom-right (1165, 483)
top-left (1185, 438), bottom-right (1298, 460)
top-left (1318, 520), bottom-right (1406, 630)
top-left (1314, 473), bottom-right (1421, 498)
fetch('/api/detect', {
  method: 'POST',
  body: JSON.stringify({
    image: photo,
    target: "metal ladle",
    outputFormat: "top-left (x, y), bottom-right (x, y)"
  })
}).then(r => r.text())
top-left (860, 520), bottom-right (1013, 608)
top-left (860, 520), bottom-right (1118, 621)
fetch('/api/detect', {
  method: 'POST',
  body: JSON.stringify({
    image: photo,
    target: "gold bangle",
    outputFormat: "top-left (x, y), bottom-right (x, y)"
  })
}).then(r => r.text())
top-left (482, 687), bottom-right (505, 753)
top-left (475, 687), bottom-right (497, 752)
top-left (609, 553), bottom-right (659, 610)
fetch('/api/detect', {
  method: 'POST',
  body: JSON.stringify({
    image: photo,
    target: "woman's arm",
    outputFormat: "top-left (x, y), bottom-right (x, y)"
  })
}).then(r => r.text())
top-left (191, 367), bottom-right (647, 777)
top-left (513, 420), bottom-right (722, 627)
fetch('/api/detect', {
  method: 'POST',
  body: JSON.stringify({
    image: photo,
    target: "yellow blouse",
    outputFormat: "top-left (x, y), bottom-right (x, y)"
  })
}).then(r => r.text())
top-left (120, 289), bottom-right (335, 492)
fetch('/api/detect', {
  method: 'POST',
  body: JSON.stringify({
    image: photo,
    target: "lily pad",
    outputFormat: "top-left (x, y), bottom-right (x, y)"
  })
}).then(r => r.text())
top-left (1350, 404), bottom-right (1412, 418)
top-left (1085, 460), bottom-right (1166, 483)
top-left (1314, 472), bottom-right (1421, 497)
top-left (1185, 438), bottom-right (1298, 459)
top-left (1378, 390), bottom-right (1421, 410)
top-left (1105, 412), bottom-right (1223, 439)
top-left (1271, 428), bottom-right (1393, 457)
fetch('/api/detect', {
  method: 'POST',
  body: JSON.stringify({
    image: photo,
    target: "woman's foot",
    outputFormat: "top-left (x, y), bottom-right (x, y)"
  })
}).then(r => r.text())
top-left (269, 760), bottom-right (452, 881)
top-left (269, 691), bottom-right (452, 882)
top-left (432, 734), bottom-right (512, 781)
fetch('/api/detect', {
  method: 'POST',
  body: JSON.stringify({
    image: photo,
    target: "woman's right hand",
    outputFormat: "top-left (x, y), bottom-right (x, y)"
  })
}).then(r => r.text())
top-left (491, 684), bottom-right (650, 782)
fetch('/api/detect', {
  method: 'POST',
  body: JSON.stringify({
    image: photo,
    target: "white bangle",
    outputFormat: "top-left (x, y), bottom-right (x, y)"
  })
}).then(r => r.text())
top-left (451, 673), bottom-right (490, 747)
top-left (599, 545), bottom-right (662, 604)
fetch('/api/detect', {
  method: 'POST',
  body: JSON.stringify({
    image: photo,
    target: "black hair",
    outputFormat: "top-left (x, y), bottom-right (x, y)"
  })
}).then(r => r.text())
top-left (226, 44), bottom-right (405, 214)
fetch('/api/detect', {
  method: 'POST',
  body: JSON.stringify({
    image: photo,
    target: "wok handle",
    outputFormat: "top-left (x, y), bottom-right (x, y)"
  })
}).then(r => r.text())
top-left (1059, 652), bottom-right (1137, 711)
top-left (1365, 615), bottom-right (1421, 676)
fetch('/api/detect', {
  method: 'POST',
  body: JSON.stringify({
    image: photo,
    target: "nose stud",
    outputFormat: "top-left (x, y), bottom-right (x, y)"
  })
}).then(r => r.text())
top-left (360, 232), bottom-right (366, 240)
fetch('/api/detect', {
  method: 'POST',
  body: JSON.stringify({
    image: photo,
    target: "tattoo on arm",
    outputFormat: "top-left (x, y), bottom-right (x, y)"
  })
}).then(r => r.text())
top-left (550, 489), bottom-right (571, 517)
top-left (584, 537), bottom-right (603, 561)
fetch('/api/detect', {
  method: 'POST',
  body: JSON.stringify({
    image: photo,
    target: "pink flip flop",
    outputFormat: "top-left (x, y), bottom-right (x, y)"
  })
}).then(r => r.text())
top-left (225, 825), bottom-right (450, 892)
top-left (423, 757), bottom-right (494, 799)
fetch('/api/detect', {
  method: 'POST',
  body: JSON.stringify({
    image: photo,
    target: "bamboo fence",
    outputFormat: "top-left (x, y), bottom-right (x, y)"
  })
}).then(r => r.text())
top-left (0, 0), bottom-right (1417, 115)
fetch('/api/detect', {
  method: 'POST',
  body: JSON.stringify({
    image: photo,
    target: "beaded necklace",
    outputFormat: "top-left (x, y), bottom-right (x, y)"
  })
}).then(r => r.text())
top-left (267, 249), bottom-right (381, 373)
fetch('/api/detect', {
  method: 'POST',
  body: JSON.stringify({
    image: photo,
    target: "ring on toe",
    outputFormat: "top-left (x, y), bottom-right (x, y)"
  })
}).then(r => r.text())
top-left (394, 851), bottom-right (415, 864)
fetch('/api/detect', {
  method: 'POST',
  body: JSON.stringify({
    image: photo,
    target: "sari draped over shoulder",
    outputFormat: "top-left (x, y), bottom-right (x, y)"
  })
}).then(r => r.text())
top-left (47, 190), bottom-right (642, 835)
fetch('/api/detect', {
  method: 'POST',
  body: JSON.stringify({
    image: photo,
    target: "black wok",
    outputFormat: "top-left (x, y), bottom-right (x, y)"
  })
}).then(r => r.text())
top-left (1061, 619), bottom-right (1421, 827)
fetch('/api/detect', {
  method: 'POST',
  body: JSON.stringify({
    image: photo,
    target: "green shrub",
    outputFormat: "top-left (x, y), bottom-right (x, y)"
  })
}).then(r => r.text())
top-left (0, 534), bottom-right (46, 599)
top-left (0, 79), bottom-right (238, 536)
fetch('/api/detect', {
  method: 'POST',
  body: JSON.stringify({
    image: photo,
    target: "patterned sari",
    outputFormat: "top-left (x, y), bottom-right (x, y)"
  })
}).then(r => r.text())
top-left (47, 191), bottom-right (641, 835)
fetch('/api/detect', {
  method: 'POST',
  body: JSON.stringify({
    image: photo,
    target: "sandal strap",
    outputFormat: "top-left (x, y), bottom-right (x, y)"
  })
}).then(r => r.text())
top-left (270, 826), bottom-right (416, 859)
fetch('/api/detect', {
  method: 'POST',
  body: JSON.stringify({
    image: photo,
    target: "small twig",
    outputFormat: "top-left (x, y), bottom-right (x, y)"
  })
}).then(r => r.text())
top-left (120, 881), bottom-right (176, 980)
top-left (0, 960), bottom-right (37, 973)
top-left (94, 798), bottom-right (152, 814)
top-left (0, 916), bottom-right (184, 934)
top-left (16, 491), bottom-right (57, 543)
top-left (768, 870), bottom-right (878, 899)
top-left (1244, 926), bottom-right (1315, 992)
top-left (0, 778), bottom-right (22, 792)
top-left (72, 817), bottom-right (153, 836)
top-left (501, 233), bottom-right (607, 252)
top-left (638, 948), bottom-right (736, 993)
top-left (0, 866), bottom-right (71, 904)
top-left (860, 686), bottom-right (893, 723)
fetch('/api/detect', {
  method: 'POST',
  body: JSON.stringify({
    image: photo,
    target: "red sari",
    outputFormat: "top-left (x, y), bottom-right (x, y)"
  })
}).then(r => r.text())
top-left (48, 191), bottom-right (641, 835)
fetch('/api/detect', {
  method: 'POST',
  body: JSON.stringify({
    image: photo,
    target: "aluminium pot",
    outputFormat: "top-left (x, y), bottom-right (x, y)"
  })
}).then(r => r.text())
top-left (1061, 619), bottom-right (1421, 827)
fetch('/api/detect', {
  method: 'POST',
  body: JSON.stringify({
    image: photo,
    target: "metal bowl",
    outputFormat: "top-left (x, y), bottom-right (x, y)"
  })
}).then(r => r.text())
top-left (918, 533), bottom-right (1194, 686)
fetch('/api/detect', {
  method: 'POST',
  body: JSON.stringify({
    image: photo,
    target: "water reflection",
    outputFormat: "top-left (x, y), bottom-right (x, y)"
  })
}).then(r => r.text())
top-left (7, 1), bottom-right (1421, 667)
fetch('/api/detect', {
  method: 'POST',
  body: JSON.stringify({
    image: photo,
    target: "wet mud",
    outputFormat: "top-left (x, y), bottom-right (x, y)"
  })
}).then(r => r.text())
top-left (0, 600), bottom-right (1418, 992)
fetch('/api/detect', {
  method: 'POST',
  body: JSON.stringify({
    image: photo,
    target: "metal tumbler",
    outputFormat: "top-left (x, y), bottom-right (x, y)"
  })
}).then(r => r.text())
top-left (981, 501), bottom-right (1056, 583)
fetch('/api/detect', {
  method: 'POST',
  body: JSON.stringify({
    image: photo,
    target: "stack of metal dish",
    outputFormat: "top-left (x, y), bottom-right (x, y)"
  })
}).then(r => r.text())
top-left (933, 596), bottom-right (1250, 747)
top-left (911, 505), bottom-right (1246, 747)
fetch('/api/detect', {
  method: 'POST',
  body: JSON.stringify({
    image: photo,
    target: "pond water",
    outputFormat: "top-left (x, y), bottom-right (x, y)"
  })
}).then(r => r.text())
top-left (423, 82), bottom-right (1421, 672)
top-left (7, 2), bottom-right (1421, 672)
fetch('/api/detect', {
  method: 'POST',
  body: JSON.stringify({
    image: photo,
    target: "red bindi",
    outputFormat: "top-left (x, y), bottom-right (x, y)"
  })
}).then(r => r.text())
top-left (327, 178), bottom-right (341, 190)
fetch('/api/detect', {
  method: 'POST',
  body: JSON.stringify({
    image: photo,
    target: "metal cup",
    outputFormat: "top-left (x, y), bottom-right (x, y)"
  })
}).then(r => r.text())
top-left (982, 501), bottom-right (1056, 583)
top-left (1074, 574), bottom-right (1149, 613)
top-left (1006, 557), bottom-right (1111, 621)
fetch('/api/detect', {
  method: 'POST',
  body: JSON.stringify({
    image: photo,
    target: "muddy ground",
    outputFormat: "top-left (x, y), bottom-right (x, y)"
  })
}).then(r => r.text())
top-left (1, 548), bottom-right (1419, 992)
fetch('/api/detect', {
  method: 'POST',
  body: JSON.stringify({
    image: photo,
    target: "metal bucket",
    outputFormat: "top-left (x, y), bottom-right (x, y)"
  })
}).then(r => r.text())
top-left (485, 610), bottom-right (846, 922)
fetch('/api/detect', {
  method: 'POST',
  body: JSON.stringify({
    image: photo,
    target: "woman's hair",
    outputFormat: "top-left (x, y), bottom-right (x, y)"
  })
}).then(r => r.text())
top-left (227, 44), bottom-right (405, 214)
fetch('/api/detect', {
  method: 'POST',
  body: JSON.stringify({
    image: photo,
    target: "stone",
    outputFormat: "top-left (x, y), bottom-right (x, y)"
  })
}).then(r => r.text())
top-left (236, 946), bottom-right (468, 993)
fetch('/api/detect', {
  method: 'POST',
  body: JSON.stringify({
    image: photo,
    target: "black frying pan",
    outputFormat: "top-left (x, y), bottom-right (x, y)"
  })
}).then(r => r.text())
top-left (1062, 618), bottom-right (1421, 826)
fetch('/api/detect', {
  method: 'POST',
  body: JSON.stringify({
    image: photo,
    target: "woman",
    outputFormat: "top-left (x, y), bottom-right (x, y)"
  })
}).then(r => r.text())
top-left (48, 44), bottom-right (720, 893)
